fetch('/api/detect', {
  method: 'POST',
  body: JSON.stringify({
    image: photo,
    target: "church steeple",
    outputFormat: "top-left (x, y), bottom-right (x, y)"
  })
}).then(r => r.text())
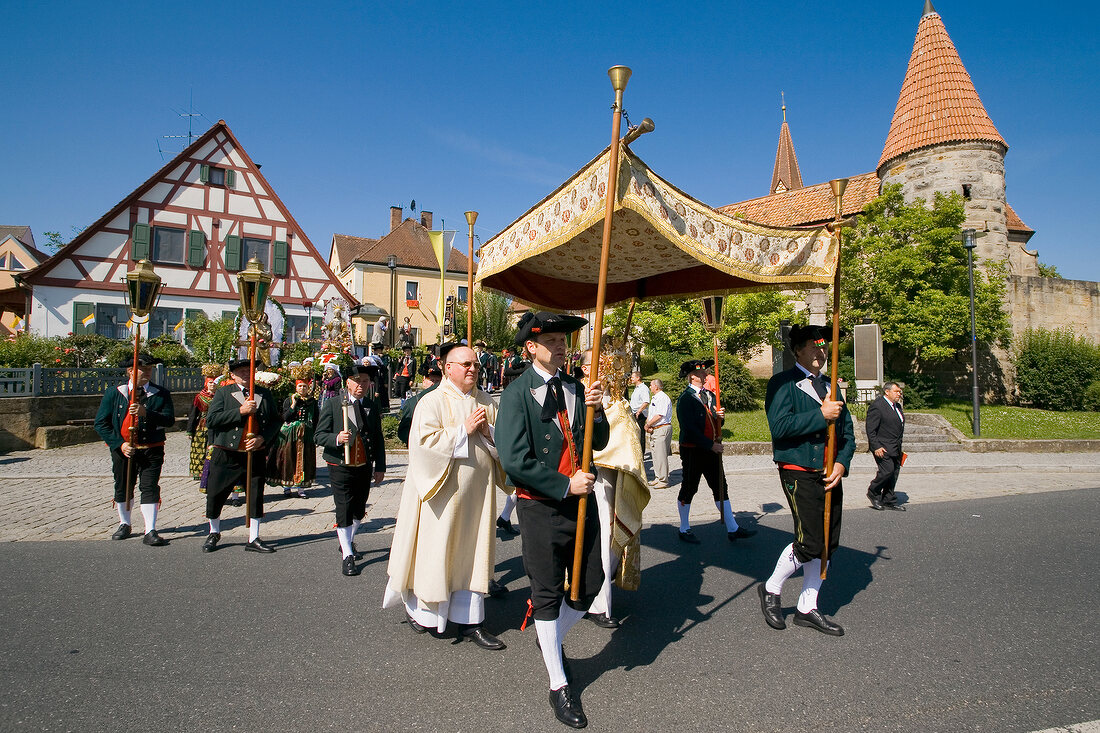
top-left (878, 2), bottom-right (1006, 172)
top-left (770, 93), bottom-right (803, 195)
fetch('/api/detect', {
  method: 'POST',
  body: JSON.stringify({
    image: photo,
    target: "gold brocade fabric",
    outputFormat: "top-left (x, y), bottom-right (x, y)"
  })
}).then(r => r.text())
top-left (593, 397), bottom-right (650, 591)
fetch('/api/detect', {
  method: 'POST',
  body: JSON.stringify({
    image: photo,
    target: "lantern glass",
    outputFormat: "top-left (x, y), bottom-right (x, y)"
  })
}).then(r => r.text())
top-left (125, 260), bottom-right (163, 317)
top-left (700, 295), bottom-right (725, 332)
top-left (237, 258), bottom-right (273, 322)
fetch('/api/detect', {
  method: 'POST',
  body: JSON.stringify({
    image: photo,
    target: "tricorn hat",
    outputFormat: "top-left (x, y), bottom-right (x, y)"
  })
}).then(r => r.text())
top-left (514, 311), bottom-right (588, 346)
top-left (227, 357), bottom-right (266, 372)
top-left (786, 324), bottom-right (848, 350)
top-left (347, 364), bottom-right (378, 379)
top-left (120, 353), bottom-right (160, 369)
top-left (678, 358), bottom-right (714, 380)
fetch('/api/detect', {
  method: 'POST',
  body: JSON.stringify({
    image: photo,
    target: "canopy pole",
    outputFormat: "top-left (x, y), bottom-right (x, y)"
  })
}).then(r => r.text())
top-left (571, 65), bottom-right (630, 601)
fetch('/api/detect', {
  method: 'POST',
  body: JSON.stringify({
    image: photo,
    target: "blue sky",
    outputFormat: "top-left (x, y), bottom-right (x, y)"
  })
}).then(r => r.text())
top-left (4, 0), bottom-right (1098, 280)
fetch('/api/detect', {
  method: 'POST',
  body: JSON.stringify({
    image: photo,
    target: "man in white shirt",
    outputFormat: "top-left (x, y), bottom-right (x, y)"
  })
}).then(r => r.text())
top-left (628, 371), bottom-right (650, 451)
top-left (644, 379), bottom-right (673, 489)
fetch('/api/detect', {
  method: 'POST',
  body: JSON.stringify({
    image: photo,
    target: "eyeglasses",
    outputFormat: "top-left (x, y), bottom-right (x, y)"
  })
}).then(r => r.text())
top-left (446, 361), bottom-right (478, 370)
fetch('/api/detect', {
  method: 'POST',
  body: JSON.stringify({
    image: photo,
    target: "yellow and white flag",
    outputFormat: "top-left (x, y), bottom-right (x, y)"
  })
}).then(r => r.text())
top-left (173, 319), bottom-right (185, 333)
top-left (10, 315), bottom-right (24, 331)
top-left (428, 231), bottom-right (457, 335)
top-left (81, 312), bottom-right (95, 326)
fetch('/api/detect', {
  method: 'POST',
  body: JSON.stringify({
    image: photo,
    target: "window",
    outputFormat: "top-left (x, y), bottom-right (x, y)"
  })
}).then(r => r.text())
top-left (147, 307), bottom-right (184, 341)
top-left (242, 238), bottom-right (270, 270)
top-left (405, 281), bottom-right (419, 301)
top-left (95, 304), bottom-right (131, 340)
top-left (0, 254), bottom-right (6, 268)
top-left (284, 315), bottom-right (308, 343)
top-left (411, 327), bottom-right (420, 346)
top-left (208, 167), bottom-right (225, 186)
top-left (9, 255), bottom-right (24, 270)
top-left (152, 226), bottom-right (186, 264)
top-left (200, 164), bottom-right (235, 189)
top-left (457, 286), bottom-right (468, 303)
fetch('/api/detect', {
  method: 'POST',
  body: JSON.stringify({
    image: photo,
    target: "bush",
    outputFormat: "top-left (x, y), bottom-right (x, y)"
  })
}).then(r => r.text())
top-left (1084, 381), bottom-right (1100, 412)
top-left (656, 349), bottom-right (758, 412)
top-left (889, 372), bottom-right (939, 409)
top-left (1015, 328), bottom-right (1100, 410)
top-left (638, 354), bottom-right (657, 377)
top-left (381, 415), bottom-right (399, 441)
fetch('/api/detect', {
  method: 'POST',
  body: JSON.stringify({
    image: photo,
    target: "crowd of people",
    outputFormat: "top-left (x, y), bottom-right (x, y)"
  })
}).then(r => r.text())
top-left (95, 315), bottom-right (902, 729)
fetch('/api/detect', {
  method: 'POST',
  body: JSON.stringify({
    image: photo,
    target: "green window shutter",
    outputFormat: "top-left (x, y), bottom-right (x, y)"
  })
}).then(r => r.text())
top-left (224, 235), bottom-right (241, 271)
top-left (200, 164), bottom-right (210, 183)
top-left (221, 311), bottom-right (236, 321)
top-left (131, 223), bottom-right (151, 261)
top-left (73, 303), bottom-right (95, 336)
top-left (273, 240), bottom-right (288, 276)
top-left (187, 230), bottom-right (206, 267)
top-left (310, 317), bottom-right (322, 339)
top-left (226, 170), bottom-right (236, 189)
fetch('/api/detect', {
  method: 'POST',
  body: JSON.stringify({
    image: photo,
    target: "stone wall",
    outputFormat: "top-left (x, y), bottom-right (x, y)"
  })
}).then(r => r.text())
top-left (0, 391), bottom-right (197, 452)
top-left (1008, 275), bottom-right (1100, 343)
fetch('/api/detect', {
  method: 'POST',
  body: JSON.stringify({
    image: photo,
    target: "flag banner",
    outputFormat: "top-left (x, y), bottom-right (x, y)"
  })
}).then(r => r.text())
top-left (173, 319), bottom-right (185, 332)
top-left (11, 316), bottom-right (24, 330)
top-left (81, 313), bottom-right (95, 326)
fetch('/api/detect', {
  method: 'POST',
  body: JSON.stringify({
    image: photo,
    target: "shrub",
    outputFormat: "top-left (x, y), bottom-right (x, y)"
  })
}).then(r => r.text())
top-left (638, 354), bottom-right (657, 377)
top-left (889, 372), bottom-right (939, 409)
top-left (381, 415), bottom-right (399, 441)
top-left (657, 349), bottom-right (758, 412)
top-left (1015, 328), bottom-right (1100, 411)
top-left (1084, 381), bottom-right (1100, 412)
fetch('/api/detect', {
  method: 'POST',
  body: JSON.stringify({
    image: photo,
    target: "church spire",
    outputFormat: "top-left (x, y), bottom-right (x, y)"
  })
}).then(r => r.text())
top-left (770, 92), bottom-right (803, 195)
top-left (878, 2), bottom-right (1006, 172)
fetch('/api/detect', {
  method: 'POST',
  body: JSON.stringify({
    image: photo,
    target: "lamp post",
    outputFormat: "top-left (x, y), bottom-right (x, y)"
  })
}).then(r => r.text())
top-left (961, 228), bottom-right (986, 437)
top-left (464, 211), bottom-right (478, 345)
top-left (305, 301), bottom-right (313, 344)
top-left (387, 254), bottom-right (398, 348)
top-left (123, 259), bottom-right (163, 510)
top-left (700, 295), bottom-right (725, 410)
top-left (236, 258), bottom-right (274, 529)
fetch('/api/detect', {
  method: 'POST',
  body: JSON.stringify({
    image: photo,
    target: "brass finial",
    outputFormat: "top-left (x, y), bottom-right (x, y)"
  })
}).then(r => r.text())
top-left (608, 66), bottom-right (632, 92)
top-left (781, 91), bottom-right (787, 122)
top-left (923, 0), bottom-right (936, 16)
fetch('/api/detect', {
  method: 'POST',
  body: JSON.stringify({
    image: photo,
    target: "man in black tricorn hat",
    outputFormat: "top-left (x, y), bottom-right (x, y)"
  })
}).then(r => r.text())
top-left (496, 311), bottom-right (609, 729)
top-left (758, 323), bottom-right (854, 636)
top-left (94, 353), bottom-right (174, 545)
top-left (202, 357), bottom-right (281, 554)
top-left (315, 363), bottom-right (386, 576)
top-left (674, 359), bottom-right (755, 544)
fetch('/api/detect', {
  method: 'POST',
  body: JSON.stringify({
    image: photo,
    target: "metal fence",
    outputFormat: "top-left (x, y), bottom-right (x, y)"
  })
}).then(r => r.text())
top-left (0, 364), bottom-right (203, 397)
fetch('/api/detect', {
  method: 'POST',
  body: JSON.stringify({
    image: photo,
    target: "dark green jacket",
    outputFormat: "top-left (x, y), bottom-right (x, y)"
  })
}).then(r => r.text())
top-left (205, 383), bottom-right (280, 451)
top-left (764, 366), bottom-right (855, 472)
top-left (314, 395), bottom-right (386, 470)
top-left (397, 383), bottom-right (437, 446)
top-left (94, 382), bottom-right (175, 450)
top-left (496, 366), bottom-right (610, 500)
top-left (676, 386), bottom-right (723, 451)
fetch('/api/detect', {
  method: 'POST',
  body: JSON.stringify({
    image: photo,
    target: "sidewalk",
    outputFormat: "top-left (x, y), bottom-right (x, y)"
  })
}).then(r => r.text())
top-left (1, 433), bottom-right (1097, 542)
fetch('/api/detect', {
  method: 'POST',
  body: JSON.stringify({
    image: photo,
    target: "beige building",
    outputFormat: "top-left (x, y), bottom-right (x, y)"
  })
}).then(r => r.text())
top-left (330, 207), bottom-right (473, 348)
top-left (0, 226), bottom-right (48, 334)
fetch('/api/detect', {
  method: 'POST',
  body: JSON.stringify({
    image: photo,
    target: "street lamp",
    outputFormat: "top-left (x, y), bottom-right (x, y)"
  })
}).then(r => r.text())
top-left (386, 254), bottom-right (398, 348)
top-left (960, 228), bottom-right (987, 437)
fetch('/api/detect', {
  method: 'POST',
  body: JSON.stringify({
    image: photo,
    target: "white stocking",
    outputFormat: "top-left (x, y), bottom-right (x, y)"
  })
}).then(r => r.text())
top-left (765, 542), bottom-right (803, 595)
top-left (116, 502), bottom-right (131, 526)
top-left (797, 559), bottom-right (825, 613)
top-left (534, 619), bottom-right (567, 690)
top-left (248, 517), bottom-right (260, 543)
top-left (677, 501), bottom-right (691, 532)
top-left (139, 503), bottom-right (157, 534)
top-left (715, 500), bottom-right (739, 532)
top-left (336, 525), bottom-right (354, 558)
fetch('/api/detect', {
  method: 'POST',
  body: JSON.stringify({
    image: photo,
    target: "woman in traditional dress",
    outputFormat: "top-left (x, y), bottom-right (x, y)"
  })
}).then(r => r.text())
top-left (270, 365), bottom-right (318, 498)
top-left (187, 365), bottom-right (224, 493)
top-left (319, 363), bottom-right (342, 408)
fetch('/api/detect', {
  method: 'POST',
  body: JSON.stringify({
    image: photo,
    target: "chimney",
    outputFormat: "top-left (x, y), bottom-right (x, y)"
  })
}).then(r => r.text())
top-left (420, 211), bottom-right (433, 230)
top-left (390, 206), bottom-right (402, 233)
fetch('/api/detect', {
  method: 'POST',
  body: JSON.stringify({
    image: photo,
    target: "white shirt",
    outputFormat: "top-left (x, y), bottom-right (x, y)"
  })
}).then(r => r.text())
top-left (629, 382), bottom-right (651, 413)
top-left (648, 390), bottom-right (673, 426)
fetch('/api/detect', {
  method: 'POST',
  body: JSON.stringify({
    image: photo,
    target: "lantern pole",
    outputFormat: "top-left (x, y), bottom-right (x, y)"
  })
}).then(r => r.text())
top-left (465, 211), bottom-right (478, 345)
top-left (237, 258), bottom-right (274, 529)
top-left (123, 260), bottom-right (162, 512)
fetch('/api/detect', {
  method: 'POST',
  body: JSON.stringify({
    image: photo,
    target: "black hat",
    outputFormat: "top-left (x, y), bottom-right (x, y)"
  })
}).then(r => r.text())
top-left (438, 341), bottom-right (464, 362)
top-left (347, 364), bottom-right (378, 379)
top-left (228, 357), bottom-right (269, 372)
top-left (474, 339), bottom-right (487, 348)
top-left (514, 311), bottom-right (588, 346)
top-left (426, 366), bottom-right (443, 379)
top-left (678, 359), bottom-right (714, 380)
top-left (787, 324), bottom-right (847, 350)
top-left (120, 352), bottom-right (160, 369)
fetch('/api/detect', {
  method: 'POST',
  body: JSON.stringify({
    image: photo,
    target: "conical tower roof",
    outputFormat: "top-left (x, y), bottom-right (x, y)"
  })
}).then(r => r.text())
top-left (878, 1), bottom-right (1006, 172)
top-left (770, 99), bottom-right (803, 194)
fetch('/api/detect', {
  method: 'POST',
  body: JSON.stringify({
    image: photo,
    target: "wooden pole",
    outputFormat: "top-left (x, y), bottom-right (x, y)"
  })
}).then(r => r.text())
top-left (245, 328), bottom-right (257, 529)
top-left (571, 65), bottom-right (629, 601)
top-left (821, 178), bottom-right (848, 580)
top-left (712, 336), bottom-right (722, 411)
top-left (465, 211), bottom-right (478, 345)
top-left (125, 323), bottom-right (141, 511)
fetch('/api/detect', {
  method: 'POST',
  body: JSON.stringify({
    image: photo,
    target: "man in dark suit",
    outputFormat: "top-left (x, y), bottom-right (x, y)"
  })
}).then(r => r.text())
top-left (315, 364), bottom-right (387, 576)
top-left (94, 353), bottom-right (174, 545)
top-left (202, 358), bottom-right (281, 554)
top-left (496, 311), bottom-right (609, 730)
top-left (865, 381), bottom-right (906, 511)
top-left (675, 359), bottom-right (755, 544)
top-left (758, 324), bottom-right (855, 637)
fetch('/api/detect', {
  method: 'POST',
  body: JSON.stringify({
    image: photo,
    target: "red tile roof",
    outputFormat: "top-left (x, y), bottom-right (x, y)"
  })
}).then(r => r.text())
top-left (718, 172), bottom-right (880, 228)
top-left (878, 7), bottom-right (1006, 171)
top-left (334, 219), bottom-right (473, 275)
top-left (1005, 203), bottom-right (1033, 234)
top-left (330, 234), bottom-right (379, 272)
top-left (771, 120), bottom-right (803, 195)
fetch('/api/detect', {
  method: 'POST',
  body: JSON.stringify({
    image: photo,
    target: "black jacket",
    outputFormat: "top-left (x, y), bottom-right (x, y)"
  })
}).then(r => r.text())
top-left (865, 396), bottom-right (904, 456)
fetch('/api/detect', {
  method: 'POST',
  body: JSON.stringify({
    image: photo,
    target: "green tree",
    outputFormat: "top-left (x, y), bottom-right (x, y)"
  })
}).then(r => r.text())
top-left (454, 289), bottom-right (515, 350)
top-left (184, 313), bottom-right (237, 364)
top-left (42, 225), bottom-right (86, 253)
top-left (839, 184), bottom-right (1010, 363)
top-left (721, 291), bottom-right (801, 359)
top-left (1037, 262), bottom-right (1062, 278)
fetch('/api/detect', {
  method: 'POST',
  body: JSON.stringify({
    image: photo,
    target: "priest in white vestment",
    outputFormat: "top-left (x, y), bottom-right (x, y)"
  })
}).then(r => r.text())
top-left (383, 345), bottom-right (509, 650)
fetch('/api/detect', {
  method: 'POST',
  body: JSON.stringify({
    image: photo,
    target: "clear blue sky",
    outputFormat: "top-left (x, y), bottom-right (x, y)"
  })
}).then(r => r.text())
top-left (4, 0), bottom-right (1098, 280)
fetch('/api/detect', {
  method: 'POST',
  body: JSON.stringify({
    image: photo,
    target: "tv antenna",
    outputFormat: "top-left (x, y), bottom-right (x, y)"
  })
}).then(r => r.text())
top-left (156, 89), bottom-right (211, 160)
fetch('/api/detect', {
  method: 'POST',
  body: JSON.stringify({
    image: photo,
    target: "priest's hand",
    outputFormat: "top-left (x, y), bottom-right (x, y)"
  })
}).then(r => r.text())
top-left (373, 471), bottom-right (385, 486)
top-left (567, 469), bottom-right (595, 496)
top-left (465, 407), bottom-right (488, 435)
top-left (824, 462), bottom-right (845, 490)
top-left (337, 430), bottom-right (350, 445)
top-left (239, 398), bottom-right (257, 416)
top-left (820, 399), bottom-right (842, 422)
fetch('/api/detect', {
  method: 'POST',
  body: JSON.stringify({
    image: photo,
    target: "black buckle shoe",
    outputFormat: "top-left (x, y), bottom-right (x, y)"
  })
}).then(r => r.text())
top-left (757, 584), bottom-right (786, 630)
top-left (244, 538), bottom-right (276, 553)
top-left (496, 517), bottom-right (520, 535)
top-left (488, 578), bottom-right (508, 598)
top-left (585, 612), bottom-right (621, 629)
top-left (405, 610), bottom-right (428, 634)
top-left (728, 527), bottom-right (757, 541)
top-left (142, 530), bottom-right (168, 547)
top-left (461, 625), bottom-right (506, 650)
top-left (111, 523), bottom-right (132, 541)
top-left (793, 608), bottom-right (844, 636)
top-left (549, 685), bottom-right (587, 728)
top-left (867, 491), bottom-right (885, 510)
top-left (678, 529), bottom-right (701, 544)
top-left (342, 555), bottom-right (359, 576)
top-left (884, 503), bottom-right (907, 511)
top-left (202, 532), bottom-right (221, 553)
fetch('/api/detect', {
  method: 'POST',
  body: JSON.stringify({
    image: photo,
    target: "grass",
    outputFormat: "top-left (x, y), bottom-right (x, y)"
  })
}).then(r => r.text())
top-left (668, 404), bottom-right (772, 443)
top-left (918, 402), bottom-right (1100, 440)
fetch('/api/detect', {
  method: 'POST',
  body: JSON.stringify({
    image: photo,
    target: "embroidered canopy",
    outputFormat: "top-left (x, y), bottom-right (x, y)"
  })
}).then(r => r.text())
top-left (476, 143), bottom-right (838, 309)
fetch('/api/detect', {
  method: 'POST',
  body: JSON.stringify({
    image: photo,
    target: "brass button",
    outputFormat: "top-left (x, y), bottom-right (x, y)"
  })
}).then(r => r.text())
top-left (542, 447), bottom-right (549, 454)
top-left (545, 434), bottom-right (552, 440)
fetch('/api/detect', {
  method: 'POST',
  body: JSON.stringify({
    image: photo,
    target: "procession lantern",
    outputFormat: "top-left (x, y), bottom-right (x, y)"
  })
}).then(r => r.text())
top-left (700, 295), bottom-right (725, 334)
top-left (237, 258), bottom-right (274, 323)
top-left (125, 260), bottom-right (163, 318)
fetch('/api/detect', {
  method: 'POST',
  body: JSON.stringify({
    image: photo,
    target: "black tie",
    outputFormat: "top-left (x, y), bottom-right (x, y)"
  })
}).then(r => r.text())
top-left (813, 375), bottom-right (829, 400)
top-left (357, 399), bottom-right (369, 428)
top-left (541, 376), bottom-right (566, 422)
top-left (702, 389), bottom-right (716, 410)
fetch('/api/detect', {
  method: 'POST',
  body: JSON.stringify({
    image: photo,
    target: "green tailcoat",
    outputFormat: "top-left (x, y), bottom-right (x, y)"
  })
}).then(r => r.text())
top-left (764, 366), bottom-right (855, 472)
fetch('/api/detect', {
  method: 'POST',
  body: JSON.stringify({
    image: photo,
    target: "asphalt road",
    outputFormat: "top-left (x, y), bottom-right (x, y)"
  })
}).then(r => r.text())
top-left (1, 488), bottom-right (1097, 733)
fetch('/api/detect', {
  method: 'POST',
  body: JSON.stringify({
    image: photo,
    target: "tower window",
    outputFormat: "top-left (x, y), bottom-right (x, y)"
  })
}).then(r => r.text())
top-left (961, 184), bottom-right (972, 200)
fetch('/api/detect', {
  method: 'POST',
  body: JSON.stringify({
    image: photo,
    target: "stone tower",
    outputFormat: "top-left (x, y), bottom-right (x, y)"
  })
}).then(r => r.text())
top-left (877, 1), bottom-right (1033, 276)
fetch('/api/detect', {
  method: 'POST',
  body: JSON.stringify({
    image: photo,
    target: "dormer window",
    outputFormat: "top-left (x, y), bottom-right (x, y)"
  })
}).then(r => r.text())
top-left (200, 164), bottom-right (236, 189)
